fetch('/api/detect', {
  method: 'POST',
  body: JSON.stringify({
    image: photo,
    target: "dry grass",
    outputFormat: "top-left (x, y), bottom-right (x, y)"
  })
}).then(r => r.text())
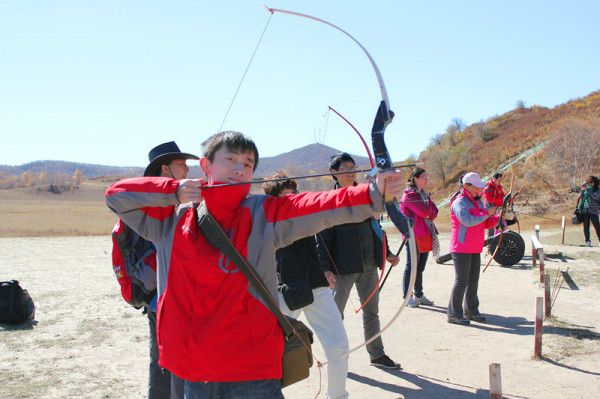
top-left (0, 181), bottom-right (116, 237)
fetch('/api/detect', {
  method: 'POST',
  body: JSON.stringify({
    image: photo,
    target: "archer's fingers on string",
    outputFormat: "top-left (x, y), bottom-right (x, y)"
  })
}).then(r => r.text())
top-left (176, 179), bottom-right (203, 203)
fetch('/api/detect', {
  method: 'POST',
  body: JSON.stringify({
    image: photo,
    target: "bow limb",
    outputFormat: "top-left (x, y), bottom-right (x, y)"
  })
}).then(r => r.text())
top-left (266, 6), bottom-right (417, 363)
top-left (327, 106), bottom-right (375, 168)
top-left (266, 7), bottom-right (390, 110)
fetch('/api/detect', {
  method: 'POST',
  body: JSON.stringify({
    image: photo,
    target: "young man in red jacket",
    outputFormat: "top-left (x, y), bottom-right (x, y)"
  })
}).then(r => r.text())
top-left (106, 131), bottom-right (402, 398)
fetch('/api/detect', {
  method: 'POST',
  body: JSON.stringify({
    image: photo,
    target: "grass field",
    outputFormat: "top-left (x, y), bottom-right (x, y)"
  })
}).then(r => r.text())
top-left (0, 181), bottom-right (116, 237)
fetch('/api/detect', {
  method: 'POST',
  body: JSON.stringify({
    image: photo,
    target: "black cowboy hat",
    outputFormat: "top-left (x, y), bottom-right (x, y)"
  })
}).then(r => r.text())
top-left (144, 141), bottom-right (199, 177)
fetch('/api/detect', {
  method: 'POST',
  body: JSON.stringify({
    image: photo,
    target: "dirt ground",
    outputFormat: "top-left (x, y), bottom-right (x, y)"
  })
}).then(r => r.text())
top-left (1, 227), bottom-right (599, 398)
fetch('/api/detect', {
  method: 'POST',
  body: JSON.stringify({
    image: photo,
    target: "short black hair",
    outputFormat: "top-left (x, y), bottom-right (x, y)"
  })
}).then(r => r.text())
top-left (201, 131), bottom-right (259, 171)
top-left (493, 172), bottom-right (503, 179)
top-left (329, 152), bottom-right (355, 171)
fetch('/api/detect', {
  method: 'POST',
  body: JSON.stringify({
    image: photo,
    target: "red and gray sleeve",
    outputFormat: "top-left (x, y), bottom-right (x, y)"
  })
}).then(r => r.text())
top-left (105, 177), bottom-right (180, 243)
top-left (261, 182), bottom-right (384, 250)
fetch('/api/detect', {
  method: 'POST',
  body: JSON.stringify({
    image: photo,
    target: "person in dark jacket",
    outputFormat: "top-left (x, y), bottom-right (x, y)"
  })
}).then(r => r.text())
top-left (577, 175), bottom-right (600, 246)
top-left (263, 174), bottom-right (349, 399)
top-left (111, 141), bottom-right (198, 399)
top-left (316, 153), bottom-right (400, 370)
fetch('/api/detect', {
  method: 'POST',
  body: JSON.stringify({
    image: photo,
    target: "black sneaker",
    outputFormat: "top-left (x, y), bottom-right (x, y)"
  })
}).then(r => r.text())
top-left (447, 316), bottom-right (470, 326)
top-left (465, 313), bottom-right (486, 322)
top-left (370, 355), bottom-right (400, 369)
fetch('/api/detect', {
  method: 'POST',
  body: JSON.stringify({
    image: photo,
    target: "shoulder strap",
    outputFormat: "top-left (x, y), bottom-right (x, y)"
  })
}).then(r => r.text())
top-left (195, 202), bottom-right (294, 338)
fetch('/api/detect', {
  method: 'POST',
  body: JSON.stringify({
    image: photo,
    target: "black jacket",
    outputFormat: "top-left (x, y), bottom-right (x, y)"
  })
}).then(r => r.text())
top-left (316, 217), bottom-right (391, 276)
top-left (276, 235), bottom-right (328, 289)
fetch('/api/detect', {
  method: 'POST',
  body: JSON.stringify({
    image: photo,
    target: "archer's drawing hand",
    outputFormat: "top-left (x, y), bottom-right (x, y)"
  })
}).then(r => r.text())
top-left (176, 179), bottom-right (204, 203)
top-left (375, 169), bottom-right (402, 201)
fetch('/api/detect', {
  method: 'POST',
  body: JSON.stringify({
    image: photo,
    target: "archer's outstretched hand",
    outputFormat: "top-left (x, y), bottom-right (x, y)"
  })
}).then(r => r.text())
top-left (375, 170), bottom-right (402, 202)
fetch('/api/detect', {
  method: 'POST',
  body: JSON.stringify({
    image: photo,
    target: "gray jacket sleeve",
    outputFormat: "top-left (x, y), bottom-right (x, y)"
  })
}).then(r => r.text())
top-left (251, 182), bottom-right (385, 251)
top-left (452, 197), bottom-right (489, 227)
top-left (105, 177), bottom-right (181, 243)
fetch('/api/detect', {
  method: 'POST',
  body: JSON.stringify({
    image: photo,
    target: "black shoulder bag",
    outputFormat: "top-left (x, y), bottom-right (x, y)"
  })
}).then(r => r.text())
top-left (195, 203), bottom-right (313, 388)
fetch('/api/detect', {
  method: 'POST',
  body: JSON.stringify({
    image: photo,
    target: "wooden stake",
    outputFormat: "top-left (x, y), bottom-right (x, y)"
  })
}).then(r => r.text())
top-left (489, 363), bottom-right (502, 399)
top-left (534, 297), bottom-right (543, 359)
top-left (544, 273), bottom-right (551, 318)
top-left (538, 248), bottom-right (545, 284)
top-left (561, 216), bottom-right (566, 245)
top-left (535, 224), bottom-right (540, 240)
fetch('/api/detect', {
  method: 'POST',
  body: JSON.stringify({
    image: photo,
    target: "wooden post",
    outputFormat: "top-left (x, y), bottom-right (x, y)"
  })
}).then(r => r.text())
top-left (534, 297), bottom-right (543, 359)
top-left (532, 235), bottom-right (544, 283)
top-left (535, 225), bottom-right (540, 240)
top-left (544, 273), bottom-right (551, 318)
top-left (538, 248), bottom-right (545, 284)
top-left (489, 363), bottom-right (502, 399)
top-left (561, 216), bottom-right (566, 245)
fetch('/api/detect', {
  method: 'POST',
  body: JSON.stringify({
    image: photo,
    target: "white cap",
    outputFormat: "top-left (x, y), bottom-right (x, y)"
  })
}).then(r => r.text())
top-left (462, 172), bottom-right (485, 188)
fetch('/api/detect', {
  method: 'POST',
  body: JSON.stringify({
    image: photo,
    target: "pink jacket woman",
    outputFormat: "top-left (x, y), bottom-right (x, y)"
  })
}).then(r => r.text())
top-left (400, 187), bottom-right (438, 252)
top-left (450, 188), bottom-right (499, 253)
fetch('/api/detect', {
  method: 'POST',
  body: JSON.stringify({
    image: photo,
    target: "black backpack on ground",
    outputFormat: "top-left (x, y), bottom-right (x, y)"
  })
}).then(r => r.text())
top-left (0, 280), bottom-right (35, 324)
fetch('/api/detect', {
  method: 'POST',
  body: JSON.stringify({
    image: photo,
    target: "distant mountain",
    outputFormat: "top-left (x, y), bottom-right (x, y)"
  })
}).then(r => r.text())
top-left (0, 143), bottom-right (370, 180)
top-left (0, 160), bottom-right (145, 178)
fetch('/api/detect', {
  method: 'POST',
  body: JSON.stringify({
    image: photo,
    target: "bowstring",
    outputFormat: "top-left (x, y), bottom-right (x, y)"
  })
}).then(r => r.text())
top-left (217, 13), bottom-right (273, 133)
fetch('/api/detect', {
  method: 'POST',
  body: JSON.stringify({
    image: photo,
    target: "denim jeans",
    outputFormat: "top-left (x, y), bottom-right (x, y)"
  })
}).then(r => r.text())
top-left (184, 379), bottom-right (284, 399)
top-left (582, 212), bottom-right (600, 242)
top-left (402, 250), bottom-right (429, 298)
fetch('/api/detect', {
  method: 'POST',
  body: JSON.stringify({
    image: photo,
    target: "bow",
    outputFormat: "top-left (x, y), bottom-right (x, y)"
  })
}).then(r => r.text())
top-left (327, 106), bottom-right (375, 168)
top-left (266, 6), bottom-right (419, 360)
top-left (326, 105), bottom-right (393, 313)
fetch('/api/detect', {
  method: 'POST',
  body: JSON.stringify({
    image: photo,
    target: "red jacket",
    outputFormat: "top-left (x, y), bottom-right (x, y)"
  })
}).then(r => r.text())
top-left (399, 187), bottom-right (438, 253)
top-left (483, 180), bottom-right (505, 208)
top-left (106, 177), bottom-right (384, 382)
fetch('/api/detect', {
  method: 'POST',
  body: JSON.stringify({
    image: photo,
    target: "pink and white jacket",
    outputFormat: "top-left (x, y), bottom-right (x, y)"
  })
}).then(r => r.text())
top-left (400, 187), bottom-right (438, 253)
top-left (450, 189), bottom-right (498, 253)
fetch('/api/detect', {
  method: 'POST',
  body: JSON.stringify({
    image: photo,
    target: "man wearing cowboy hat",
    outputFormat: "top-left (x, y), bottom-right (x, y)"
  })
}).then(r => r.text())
top-left (144, 141), bottom-right (200, 179)
top-left (111, 141), bottom-right (198, 398)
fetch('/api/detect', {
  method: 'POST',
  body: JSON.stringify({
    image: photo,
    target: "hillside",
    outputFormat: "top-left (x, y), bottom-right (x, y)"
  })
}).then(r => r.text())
top-left (419, 90), bottom-right (600, 219)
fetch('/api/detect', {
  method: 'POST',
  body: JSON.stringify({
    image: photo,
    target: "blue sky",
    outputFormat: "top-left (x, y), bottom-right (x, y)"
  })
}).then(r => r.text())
top-left (1, 1), bottom-right (599, 167)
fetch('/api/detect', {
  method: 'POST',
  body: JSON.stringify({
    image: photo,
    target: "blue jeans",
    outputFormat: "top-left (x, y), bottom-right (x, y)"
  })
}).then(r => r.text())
top-left (403, 251), bottom-right (429, 298)
top-left (184, 379), bottom-right (284, 399)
